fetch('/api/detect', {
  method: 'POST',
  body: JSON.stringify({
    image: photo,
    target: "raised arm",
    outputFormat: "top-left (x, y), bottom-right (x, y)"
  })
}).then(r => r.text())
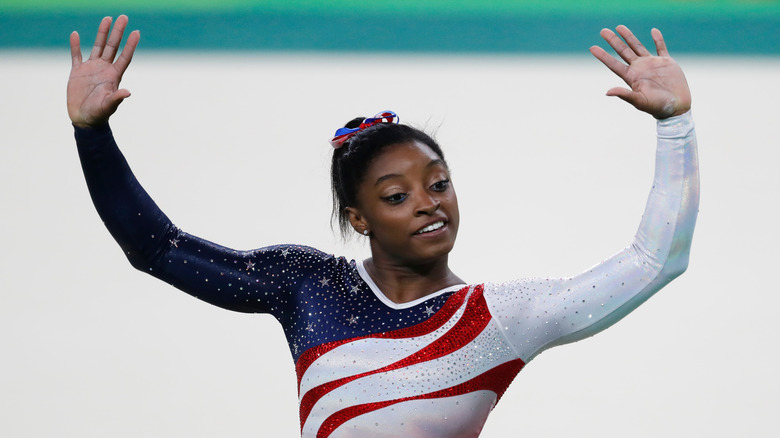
top-left (69, 17), bottom-right (319, 316)
top-left (484, 26), bottom-right (699, 362)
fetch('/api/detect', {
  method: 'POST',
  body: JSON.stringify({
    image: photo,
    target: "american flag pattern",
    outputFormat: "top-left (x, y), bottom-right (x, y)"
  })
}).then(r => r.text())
top-left (76, 111), bottom-right (697, 437)
top-left (296, 284), bottom-right (524, 437)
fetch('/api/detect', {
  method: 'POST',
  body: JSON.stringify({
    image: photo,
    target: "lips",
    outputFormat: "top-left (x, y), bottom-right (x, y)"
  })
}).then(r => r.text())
top-left (415, 220), bottom-right (446, 235)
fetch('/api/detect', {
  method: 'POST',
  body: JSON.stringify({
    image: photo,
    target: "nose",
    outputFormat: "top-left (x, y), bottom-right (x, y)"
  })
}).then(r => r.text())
top-left (415, 193), bottom-right (441, 216)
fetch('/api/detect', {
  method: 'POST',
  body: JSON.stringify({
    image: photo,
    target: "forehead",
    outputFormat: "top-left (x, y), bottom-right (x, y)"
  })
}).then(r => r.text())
top-left (366, 140), bottom-right (445, 177)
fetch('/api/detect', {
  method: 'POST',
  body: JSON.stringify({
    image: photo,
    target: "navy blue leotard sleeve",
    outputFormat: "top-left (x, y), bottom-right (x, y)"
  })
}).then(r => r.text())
top-left (74, 124), bottom-right (328, 316)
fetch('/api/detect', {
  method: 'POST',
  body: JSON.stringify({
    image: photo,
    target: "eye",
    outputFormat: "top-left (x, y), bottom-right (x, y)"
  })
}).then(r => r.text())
top-left (431, 179), bottom-right (450, 192)
top-left (383, 193), bottom-right (407, 205)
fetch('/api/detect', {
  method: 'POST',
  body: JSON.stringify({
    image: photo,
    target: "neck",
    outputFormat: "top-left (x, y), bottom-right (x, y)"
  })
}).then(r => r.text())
top-left (363, 255), bottom-right (464, 304)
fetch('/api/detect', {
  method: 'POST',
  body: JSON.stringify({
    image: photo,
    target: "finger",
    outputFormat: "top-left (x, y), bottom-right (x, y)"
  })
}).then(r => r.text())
top-left (600, 28), bottom-right (637, 64)
top-left (651, 28), bottom-right (669, 57)
top-left (114, 30), bottom-right (140, 75)
top-left (590, 45), bottom-right (629, 81)
top-left (89, 16), bottom-right (112, 60)
top-left (110, 89), bottom-right (131, 103)
top-left (615, 25), bottom-right (651, 57)
top-left (606, 87), bottom-right (645, 109)
top-left (106, 89), bottom-right (131, 114)
top-left (102, 14), bottom-right (128, 62)
top-left (70, 31), bottom-right (82, 67)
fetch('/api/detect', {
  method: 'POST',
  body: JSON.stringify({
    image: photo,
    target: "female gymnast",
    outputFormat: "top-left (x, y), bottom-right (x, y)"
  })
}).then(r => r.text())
top-left (68, 15), bottom-right (699, 438)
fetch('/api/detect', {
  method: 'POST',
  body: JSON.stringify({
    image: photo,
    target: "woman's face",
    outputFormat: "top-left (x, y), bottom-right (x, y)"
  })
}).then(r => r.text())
top-left (348, 140), bottom-right (459, 266)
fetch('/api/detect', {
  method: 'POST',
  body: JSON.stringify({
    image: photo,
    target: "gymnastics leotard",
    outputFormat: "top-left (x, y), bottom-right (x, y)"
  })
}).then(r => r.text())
top-left (74, 112), bottom-right (699, 438)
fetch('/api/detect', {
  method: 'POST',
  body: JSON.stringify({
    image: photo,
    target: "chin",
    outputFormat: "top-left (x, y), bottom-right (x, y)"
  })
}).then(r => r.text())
top-left (411, 234), bottom-right (457, 264)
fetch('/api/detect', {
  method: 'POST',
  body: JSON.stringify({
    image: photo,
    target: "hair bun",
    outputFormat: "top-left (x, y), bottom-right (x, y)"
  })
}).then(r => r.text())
top-left (344, 117), bottom-right (365, 129)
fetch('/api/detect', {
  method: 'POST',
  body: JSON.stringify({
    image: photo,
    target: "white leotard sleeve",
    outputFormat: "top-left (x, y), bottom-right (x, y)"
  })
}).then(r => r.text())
top-left (483, 111), bottom-right (699, 362)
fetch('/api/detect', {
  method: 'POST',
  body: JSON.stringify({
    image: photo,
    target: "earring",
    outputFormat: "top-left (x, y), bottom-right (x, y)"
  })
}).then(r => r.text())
top-left (363, 229), bottom-right (369, 236)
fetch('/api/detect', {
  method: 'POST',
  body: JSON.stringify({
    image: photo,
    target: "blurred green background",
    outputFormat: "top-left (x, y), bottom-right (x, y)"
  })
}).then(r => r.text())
top-left (1, 0), bottom-right (778, 53)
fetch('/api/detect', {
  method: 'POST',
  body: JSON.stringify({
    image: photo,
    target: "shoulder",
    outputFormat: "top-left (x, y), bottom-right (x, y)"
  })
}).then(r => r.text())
top-left (250, 244), bottom-right (357, 278)
top-left (482, 277), bottom-right (568, 309)
top-left (255, 244), bottom-right (333, 261)
top-left (262, 244), bottom-right (353, 266)
top-left (483, 277), bottom-right (562, 295)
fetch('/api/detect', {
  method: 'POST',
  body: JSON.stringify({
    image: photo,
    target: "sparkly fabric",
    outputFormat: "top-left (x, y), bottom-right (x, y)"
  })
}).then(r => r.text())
top-left (482, 111), bottom-right (699, 362)
top-left (73, 111), bottom-right (698, 437)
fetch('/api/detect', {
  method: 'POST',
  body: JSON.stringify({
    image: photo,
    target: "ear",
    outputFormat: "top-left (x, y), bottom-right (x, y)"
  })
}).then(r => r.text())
top-left (346, 207), bottom-right (369, 235)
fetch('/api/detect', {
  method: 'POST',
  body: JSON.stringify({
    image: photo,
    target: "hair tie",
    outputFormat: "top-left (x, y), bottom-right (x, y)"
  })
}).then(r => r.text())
top-left (330, 111), bottom-right (399, 148)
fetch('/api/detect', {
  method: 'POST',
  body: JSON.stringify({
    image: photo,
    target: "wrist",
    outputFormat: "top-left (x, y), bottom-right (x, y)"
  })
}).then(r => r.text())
top-left (72, 121), bottom-right (109, 131)
top-left (662, 106), bottom-right (691, 120)
top-left (69, 110), bottom-right (109, 130)
top-left (657, 110), bottom-right (694, 139)
top-left (73, 121), bottom-right (113, 145)
top-left (654, 95), bottom-right (692, 120)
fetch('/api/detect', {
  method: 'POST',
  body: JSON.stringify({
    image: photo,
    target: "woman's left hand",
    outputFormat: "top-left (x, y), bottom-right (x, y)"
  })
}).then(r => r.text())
top-left (590, 25), bottom-right (691, 119)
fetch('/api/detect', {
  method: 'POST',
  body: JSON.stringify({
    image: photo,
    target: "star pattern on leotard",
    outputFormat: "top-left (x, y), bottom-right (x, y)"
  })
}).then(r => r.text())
top-left (75, 111), bottom-right (698, 438)
top-left (350, 285), bottom-right (360, 295)
top-left (245, 260), bottom-right (255, 271)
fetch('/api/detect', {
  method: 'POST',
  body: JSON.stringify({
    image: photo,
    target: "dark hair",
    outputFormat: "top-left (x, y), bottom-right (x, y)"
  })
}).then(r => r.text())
top-left (330, 118), bottom-right (447, 237)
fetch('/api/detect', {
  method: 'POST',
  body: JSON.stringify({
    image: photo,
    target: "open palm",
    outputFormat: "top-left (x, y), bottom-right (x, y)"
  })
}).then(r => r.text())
top-left (590, 26), bottom-right (691, 119)
top-left (67, 15), bottom-right (139, 128)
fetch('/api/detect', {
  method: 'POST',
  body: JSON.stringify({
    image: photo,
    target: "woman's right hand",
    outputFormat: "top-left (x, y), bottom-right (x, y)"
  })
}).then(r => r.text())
top-left (67, 15), bottom-right (140, 129)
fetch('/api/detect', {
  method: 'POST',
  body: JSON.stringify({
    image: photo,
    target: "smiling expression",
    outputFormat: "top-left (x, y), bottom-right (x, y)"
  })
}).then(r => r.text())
top-left (347, 140), bottom-right (460, 266)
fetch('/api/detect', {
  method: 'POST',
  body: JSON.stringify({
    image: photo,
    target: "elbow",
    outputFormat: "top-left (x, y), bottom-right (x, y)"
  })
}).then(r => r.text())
top-left (659, 246), bottom-right (691, 282)
top-left (126, 249), bottom-right (155, 273)
top-left (113, 225), bottom-right (179, 275)
top-left (635, 221), bottom-right (695, 282)
top-left (666, 261), bottom-right (688, 280)
top-left (122, 237), bottom-right (172, 275)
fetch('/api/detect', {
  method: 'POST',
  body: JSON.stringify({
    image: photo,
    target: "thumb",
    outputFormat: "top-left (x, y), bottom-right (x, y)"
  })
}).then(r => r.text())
top-left (606, 87), bottom-right (642, 107)
top-left (106, 88), bottom-right (131, 113)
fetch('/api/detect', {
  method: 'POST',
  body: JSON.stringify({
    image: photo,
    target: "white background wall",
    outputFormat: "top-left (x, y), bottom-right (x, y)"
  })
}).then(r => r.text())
top-left (1, 49), bottom-right (778, 437)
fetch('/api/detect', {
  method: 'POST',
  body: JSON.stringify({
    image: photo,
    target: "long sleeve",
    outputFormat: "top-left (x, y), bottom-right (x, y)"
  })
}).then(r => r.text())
top-left (483, 111), bottom-right (699, 362)
top-left (74, 124), bottom-right (328, 315)
top-left (75, 124), bottom-right (178, 272)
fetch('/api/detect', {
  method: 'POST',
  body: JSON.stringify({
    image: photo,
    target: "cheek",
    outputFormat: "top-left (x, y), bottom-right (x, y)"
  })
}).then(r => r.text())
top-left (445, 191), bottom-right (460, 219)
top-left (363, 204), bottom-right (409, 233)
top-left (378, 209), bottom-right (413, 233)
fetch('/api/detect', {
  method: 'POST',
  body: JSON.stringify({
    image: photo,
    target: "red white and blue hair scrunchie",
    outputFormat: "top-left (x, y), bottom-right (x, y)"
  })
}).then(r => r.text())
top-left (330, 111), bottom-right (399, 148)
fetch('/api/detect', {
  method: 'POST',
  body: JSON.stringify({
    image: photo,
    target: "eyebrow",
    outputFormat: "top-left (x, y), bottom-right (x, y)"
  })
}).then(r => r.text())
top-left (373, 159), bottom-right (448, 186)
